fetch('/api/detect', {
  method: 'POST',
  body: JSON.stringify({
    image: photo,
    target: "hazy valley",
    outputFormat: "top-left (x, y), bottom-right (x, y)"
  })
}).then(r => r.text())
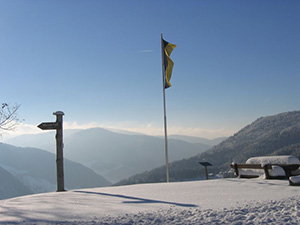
top-left (6, 128), bottom-right (221, 184)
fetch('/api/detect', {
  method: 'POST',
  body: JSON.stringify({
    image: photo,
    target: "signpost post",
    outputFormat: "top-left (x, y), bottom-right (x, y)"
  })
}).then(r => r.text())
top-left (199, 161), bottom-right (213, 180)
top-left (38, 111), bottom-right (65, 192)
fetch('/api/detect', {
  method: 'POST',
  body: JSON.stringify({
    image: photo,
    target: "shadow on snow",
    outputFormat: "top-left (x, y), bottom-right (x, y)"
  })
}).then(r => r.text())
top-left (74, 190), bottom-right (198, 208)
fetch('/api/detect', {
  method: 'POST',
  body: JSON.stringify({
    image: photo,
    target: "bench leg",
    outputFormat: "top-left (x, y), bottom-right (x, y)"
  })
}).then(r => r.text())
top-left (233, 164), bottom-right (239, 177)
top-left (263, 165), bottom-right (271, 179)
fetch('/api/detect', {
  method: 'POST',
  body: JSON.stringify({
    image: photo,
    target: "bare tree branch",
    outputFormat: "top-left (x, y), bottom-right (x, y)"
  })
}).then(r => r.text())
top-left (0, 103), bottom-right (21, 132)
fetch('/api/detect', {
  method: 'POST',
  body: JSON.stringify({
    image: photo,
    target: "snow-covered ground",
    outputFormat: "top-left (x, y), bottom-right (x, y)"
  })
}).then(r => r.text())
top-left (0, 178), bottom-right (299, 224)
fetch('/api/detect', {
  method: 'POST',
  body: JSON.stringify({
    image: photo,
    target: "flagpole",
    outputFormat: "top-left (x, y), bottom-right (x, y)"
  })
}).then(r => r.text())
top-left (161, 33), bottom-right (170, 183)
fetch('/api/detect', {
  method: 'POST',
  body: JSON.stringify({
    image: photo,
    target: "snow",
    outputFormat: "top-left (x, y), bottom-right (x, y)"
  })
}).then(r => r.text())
top-left (0, 178), bottom-right (299, 224)
top-left (238, 165), bottom-right (287, 178)
top-left (290, 176), bottom-right (300, 185)
top-left (238, 168), bottom-right (264, 177)
top-left (246, 155), bottom-right (300, 165)
top-left (292, 169), bottom-right (300, 176)
top-left (268, 165), bottom-right (286, 177)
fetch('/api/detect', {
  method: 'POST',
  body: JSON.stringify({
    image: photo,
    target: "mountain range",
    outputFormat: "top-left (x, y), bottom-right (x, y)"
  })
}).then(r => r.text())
top-left (3, 110), bottom-right (300, 197)
top-left (0, 143), bottom-right (111, 200)
top-left (116, 111), bottom-right (300, 185)
top-left (166, 135), bottom-right (226, 146)
top-left (6, 129), bottom-right (221, 183)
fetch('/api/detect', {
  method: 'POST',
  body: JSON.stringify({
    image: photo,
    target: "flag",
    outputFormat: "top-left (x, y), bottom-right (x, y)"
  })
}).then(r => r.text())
top-left (162, 38), bottom-right (176, 89)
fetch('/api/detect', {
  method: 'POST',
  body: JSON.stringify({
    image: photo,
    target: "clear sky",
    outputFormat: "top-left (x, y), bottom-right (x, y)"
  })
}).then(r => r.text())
top-left (1, 0), bottom-right (300, 139)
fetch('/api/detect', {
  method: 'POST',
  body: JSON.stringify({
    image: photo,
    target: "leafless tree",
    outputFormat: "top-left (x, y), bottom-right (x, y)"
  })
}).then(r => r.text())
top-left (0, 103), bottom-right (21, 132)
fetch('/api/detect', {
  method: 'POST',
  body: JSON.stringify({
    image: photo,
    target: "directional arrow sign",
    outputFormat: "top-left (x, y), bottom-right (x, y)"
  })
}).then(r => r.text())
top-left (38, 122), bottom-right (60, 130)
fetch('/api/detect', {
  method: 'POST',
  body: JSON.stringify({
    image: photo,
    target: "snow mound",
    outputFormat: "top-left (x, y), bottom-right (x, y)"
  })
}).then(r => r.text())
top-left (268, 165), bottom-right (286, 177)
top-left (290, 176), bottom-right (300, 186)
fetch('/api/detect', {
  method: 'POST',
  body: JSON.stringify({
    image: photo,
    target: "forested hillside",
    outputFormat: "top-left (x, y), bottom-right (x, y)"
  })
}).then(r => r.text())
top-left (116, 111), bottom-right (300, 185)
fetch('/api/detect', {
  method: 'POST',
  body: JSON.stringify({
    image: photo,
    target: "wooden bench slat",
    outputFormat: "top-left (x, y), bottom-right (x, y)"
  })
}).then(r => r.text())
top-left (230, 164), bottom-right (271, 169)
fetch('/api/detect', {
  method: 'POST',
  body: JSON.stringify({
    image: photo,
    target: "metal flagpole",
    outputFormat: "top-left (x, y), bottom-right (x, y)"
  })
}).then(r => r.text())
top-left (161, 33), bottom-right (170, 183)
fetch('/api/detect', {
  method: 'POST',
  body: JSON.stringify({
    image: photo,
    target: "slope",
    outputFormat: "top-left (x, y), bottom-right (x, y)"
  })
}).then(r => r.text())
top-left (0, 143), bottom-right (111, 194)
top-left (0, 179), bottom-right (298, 224)
top-left (116, 111), bottom-right (300, 185)
top-left (0, 166), bottom-right (33, 200)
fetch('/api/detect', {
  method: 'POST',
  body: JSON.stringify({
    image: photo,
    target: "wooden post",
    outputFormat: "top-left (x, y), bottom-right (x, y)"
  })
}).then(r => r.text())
top-left (263, 164), bottom-right (271, 179)
top-left (199, 162), bottom-right (213, 180)
top-left (38, 111), bottom-right (65, 192)
top-left (53, 111), bottom-right (65, 192)
top-left (205, 166), bottom-right (209, 180)
top-left (231, 163), bottom-right (239, 177)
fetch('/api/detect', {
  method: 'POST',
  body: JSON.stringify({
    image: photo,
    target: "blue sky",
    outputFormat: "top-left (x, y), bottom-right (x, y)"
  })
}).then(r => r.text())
top-left (1, 0), bottom-right (300, 139)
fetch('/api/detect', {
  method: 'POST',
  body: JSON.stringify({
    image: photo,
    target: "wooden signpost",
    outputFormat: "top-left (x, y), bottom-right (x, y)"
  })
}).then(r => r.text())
top-left (38, 111), bottom-right (65, 192)
top-left (199, 161), bottom-right (213, 180)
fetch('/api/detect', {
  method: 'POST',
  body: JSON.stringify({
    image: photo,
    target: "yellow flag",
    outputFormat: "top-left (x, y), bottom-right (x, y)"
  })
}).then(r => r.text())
top-left (162, 38), bottom-right (176, 89)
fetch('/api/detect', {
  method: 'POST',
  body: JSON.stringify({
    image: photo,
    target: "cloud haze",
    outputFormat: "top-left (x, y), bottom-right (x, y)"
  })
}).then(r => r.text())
top-left (1, 121), bottom-right (235, 141)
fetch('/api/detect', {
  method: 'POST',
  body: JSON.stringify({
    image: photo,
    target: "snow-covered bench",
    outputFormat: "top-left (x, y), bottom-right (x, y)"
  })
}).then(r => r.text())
top-left (231, 155), bottom-right (300, 179)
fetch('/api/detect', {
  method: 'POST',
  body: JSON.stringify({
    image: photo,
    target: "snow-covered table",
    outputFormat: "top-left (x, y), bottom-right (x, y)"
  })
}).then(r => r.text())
top-left (231, 155), bottom-right (300, 179)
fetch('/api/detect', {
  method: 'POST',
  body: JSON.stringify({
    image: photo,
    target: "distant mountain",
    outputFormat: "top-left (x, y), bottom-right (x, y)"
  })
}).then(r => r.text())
top-left (6, 128), bottom-right (211, 183)
top-left (116, 111), bottom-right (300, 185)
top-left (168, 135), bottom-right (226, 146)
top-left (5, 129), bottom-right (80, 152)
top-left (0, 143), bottom-right (111, 196)
top-left (0, 166), bottom-right (33, 200)
top-left (62, 128), bottom-right (210, 183)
